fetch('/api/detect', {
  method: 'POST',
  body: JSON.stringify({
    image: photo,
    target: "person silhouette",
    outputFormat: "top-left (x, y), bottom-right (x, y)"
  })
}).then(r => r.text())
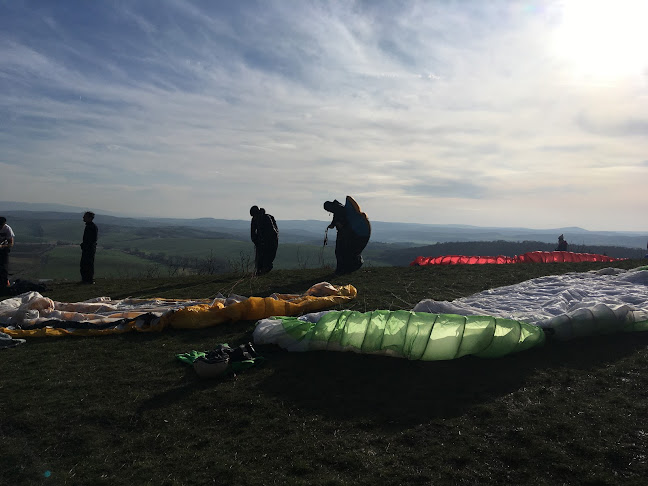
top-left (249, 206), bottom-right (279, 275)
top-left (556, 234), bottom-right (568, 251)
top-left (324, 197), bottom-right (370, 275)
top-left (0, 216), bottom-right (15, 288)
top-left (80, 211), bottom-right (98, 284)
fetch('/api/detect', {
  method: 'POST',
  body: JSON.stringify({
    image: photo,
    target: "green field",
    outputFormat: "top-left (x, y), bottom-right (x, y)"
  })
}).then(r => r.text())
top-left (101, 237), bottom-right (389, 270)
top-left (104, 236), bottom-right (323, 264)
top-left (2, 260), bottom-right (647, 485)
top-left (38, 246), bottom-right (176, 280)
top-left (8, 212), bottom-right (642, 282)
top-left (11, 238), bottom-right (392, 281)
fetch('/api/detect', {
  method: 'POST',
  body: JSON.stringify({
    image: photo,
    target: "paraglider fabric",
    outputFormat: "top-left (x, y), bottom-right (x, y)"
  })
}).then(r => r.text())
top-left (413, 266), bottom-right (648, 341)
top-left (324, 196), bottom-right (371, 274)
top-left (0, 282), bottom-right (357, 338)
top-left (412, 267), bottom-right (647, 321)
top-left (410, 251), bottom-right (625, 266)
top-left (345, 196), bottom-right (371, 239)
top-left (254, 310), bottom-right (546, 360)
top-left (0, 331), bottom-right (25, 349)
top-left (253, 267), bottom-right (648, 359)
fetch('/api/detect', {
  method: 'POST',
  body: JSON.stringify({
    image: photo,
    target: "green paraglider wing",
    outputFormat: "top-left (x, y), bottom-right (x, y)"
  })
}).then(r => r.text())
top-left (254, 310), bottom-right (545, 360)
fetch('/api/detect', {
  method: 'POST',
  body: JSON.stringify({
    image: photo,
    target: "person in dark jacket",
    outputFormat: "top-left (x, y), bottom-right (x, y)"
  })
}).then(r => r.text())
top-left (556, 234), bottom-right (568, 251)
top-left (324, 198), bottom-right (370, 275)
top-left (80, 211), bottom-right (98, 284)
top-left (250, 206), bottom-right (278, 275)
top-left (0, 216), bottom-right (15, 288)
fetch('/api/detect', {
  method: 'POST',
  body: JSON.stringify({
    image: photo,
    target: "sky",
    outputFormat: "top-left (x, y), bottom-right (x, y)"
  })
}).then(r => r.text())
top-left (1, 0), bottom-right (647, 231)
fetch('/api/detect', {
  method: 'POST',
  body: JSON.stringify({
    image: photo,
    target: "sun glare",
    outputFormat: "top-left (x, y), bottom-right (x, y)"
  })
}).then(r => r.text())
top-left (552, 0), bottom-right (648, 82)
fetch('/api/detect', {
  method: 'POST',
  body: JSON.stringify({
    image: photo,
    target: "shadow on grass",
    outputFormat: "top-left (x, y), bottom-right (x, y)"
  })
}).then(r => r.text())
top-left (134, 368), bottom-right (219, 416)
top-left (254, 331), bottom-right (648, 427)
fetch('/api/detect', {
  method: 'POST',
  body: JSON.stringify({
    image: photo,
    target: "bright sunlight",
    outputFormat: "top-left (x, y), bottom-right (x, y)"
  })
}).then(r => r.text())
top-left (551, 0), bottom-right (648, 83)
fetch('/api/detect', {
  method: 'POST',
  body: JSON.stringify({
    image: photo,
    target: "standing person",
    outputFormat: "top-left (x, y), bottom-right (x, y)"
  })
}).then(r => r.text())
top-left (80, 211), bottom-right (98, 284)
top-left (324, 196), bottom-right (370, 275)
top-left (0, 217), bottom-right (15, 288)
top-left (249, 206), bottom-right (279, 275)
top-left (556, 234), bottom-right (569, 251)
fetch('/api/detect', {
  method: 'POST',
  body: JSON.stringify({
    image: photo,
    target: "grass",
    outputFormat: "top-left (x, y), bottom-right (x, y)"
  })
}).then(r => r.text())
top-left (38, 246), bottom-right (174, 280)
top-left (13, 238), bottom-right (394, 282)
top-left (2, 259), bottom-right (648, 485)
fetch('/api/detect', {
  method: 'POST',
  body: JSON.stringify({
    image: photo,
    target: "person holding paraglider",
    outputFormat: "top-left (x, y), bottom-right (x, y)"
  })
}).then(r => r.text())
top-left (249, 205), bottom-right (279, 275)
top-left (323, 196), bottom-right (371, 275)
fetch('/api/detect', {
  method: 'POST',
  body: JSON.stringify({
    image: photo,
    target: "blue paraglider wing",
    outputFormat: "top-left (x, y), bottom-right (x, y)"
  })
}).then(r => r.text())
top-left (344, 196), bottom-right (371, 239)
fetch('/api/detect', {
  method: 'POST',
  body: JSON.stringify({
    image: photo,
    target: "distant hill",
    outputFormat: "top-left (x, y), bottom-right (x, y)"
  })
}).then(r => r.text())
top-left (3, 207), bottom-right (647, 280)
top-left (2, 205), bottom-right (647, 248)
top-left (0, 201), bottom-right (136, 218)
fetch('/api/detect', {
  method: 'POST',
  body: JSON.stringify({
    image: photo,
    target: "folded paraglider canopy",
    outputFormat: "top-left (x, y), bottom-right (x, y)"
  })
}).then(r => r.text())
top-left (324, 196), bottom-right (371, 274)
top-left (254, 310), bottom-right (546, 360)
top-left (0, 282), bottom-right (357, 338)
top-left (253, 267), bottom-right (648, 360)
top-left (411, 251), bottom-right (625, 266)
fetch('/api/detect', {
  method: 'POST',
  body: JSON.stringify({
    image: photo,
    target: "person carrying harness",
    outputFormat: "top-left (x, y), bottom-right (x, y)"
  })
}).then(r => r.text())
top-left (323, 196), bottom-right (370, 275)
top-left (0, 216), bottom-right (15, 288)
top-left (250, 206), bottom-right (279, 275)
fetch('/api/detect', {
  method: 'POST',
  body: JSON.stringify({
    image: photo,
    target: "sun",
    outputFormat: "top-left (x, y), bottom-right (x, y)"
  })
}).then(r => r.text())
top-left (551, 0), bottom-right (648, 82)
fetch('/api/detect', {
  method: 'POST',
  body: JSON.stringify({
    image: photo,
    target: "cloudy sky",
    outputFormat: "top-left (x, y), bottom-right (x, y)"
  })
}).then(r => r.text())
top-left (2, 0), bottom-right (647, 231)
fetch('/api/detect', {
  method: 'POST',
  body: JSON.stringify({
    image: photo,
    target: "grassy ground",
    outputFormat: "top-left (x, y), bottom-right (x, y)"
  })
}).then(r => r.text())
top-left (11, 239), bottom-right (393, 282)
top-left (2, 260), bottom-right (647, 485)
top-left (38, 246), bottom-right (176, 280)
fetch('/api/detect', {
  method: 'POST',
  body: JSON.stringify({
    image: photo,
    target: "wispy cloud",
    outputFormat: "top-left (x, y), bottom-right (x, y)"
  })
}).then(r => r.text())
top-left (1, 0), bottom-right (647, 230)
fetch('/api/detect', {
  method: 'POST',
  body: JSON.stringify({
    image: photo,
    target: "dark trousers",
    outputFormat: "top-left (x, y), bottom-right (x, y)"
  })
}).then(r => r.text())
top-left (334, 241), bottom-right (363, 274)
top-left (0, 248), bottom-right (9, 286)
top-left (254, 240), bottom-right (278, 275)
top-left (80, 247), bottom-right (96, 283)
top-left (334, 229), bottom-right (368, 275)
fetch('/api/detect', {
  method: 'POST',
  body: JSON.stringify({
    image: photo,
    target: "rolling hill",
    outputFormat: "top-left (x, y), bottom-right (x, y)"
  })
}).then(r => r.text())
top-left (2, 206), bottom-right (647, 280)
